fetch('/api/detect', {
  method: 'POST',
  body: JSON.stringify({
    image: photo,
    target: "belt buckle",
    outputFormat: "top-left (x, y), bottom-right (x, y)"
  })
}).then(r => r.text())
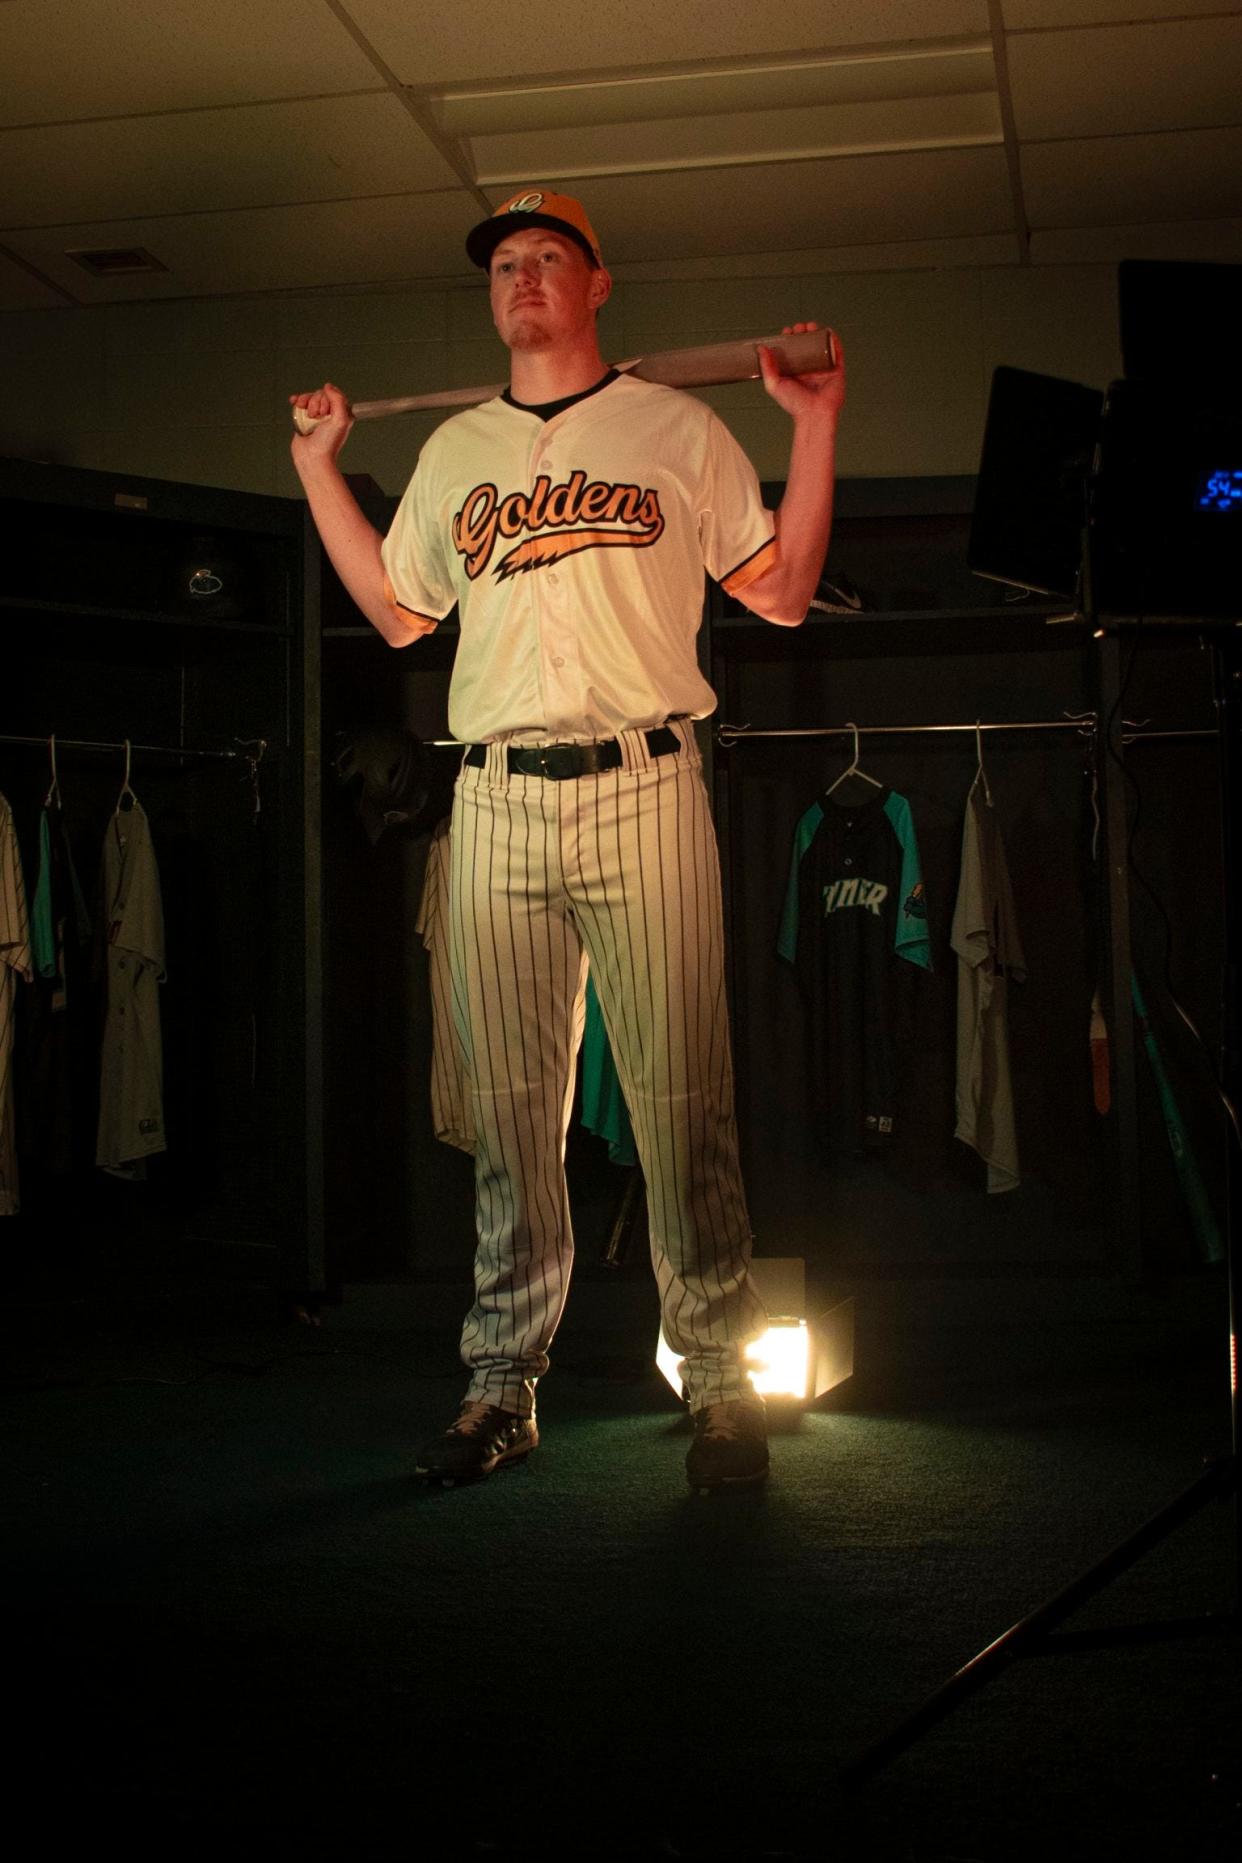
top-left (537, 745), bottom-right (579, 780)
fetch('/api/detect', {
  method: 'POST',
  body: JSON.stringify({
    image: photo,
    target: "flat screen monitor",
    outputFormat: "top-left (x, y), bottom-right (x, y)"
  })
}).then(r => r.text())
top-left (969, 366), bottom-right (1103, 601)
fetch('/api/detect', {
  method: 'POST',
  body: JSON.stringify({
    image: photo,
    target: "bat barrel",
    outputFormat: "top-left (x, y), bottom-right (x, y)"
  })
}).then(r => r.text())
top-left (629, 325), bottom-right (835, 389)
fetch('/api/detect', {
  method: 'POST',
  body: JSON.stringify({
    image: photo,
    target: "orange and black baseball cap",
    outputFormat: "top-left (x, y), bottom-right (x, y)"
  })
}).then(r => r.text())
top-left (466, 189), bottom-right (604, 270)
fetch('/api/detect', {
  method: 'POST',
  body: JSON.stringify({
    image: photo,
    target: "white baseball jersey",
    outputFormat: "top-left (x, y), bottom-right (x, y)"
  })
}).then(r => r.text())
top-left (96, 798), bottom-right (168, 1170)
top-left (380, 372), bottom-right (777, 743)
top-left (0, 794), bottom-right (32, 1216)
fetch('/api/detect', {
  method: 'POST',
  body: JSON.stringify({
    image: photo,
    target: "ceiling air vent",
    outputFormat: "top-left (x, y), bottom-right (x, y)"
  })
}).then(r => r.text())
top-left (67, 247), bottom-right (169, 277)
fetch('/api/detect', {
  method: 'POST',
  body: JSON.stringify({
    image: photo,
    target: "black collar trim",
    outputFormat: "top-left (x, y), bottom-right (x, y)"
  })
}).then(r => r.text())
top-left (503, 368), bottom-right (620, 422)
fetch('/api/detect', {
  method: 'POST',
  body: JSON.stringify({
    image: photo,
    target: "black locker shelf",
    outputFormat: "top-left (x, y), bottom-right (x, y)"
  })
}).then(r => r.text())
top-left (1, 456), bottom-right (324, 1301)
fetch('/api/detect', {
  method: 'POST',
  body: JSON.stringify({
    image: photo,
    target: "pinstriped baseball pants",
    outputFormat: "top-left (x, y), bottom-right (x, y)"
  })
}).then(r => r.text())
top-left (448, 717), bottom-right (767, 1417)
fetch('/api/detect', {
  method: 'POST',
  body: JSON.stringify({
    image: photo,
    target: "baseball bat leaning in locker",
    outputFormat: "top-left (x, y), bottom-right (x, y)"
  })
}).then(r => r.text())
top-left (291, 326), bottom-right (838, 433)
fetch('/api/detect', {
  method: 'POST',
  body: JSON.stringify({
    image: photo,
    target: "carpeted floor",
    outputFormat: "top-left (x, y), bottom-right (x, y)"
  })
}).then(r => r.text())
top-left (5, 1263), bottom-right (1239, 1862)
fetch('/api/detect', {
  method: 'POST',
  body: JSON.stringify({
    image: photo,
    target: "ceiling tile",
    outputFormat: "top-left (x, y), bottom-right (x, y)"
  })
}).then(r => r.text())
top-left (1, 193), bottom-right (481, 302)
top-left (0, 0), bottom-right (382, 125)
top-left (344, 0), bottom-right (992, 87)
top-left (515, 147), bottom-right (1014, 264)
top-left (1023, 127), bottom-right (1242, 231)
top-left (0, 248), bottom-right (71, 311)
top-left (1007, 16), bottom-right (1242, 142)
top-left (0, 96), bottom-right (462, 228)
top-left (1005, 1), bottom-right (1232, 26)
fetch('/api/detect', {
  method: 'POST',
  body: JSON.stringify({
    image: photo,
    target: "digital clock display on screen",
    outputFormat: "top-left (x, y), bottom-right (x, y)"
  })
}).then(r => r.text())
top-left (1196, 469), bottom-right (1242, 512)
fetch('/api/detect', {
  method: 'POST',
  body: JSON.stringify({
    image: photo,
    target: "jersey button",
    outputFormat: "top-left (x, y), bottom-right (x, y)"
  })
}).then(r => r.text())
top-left (843, 857), bottom-right (853, 868)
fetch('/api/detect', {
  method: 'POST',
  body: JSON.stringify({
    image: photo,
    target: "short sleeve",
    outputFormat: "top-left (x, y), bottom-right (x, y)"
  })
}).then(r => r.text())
top-left (112, 810), bottom-right (166, 979)
top-left (883, 792), bottom-right (933, 972)
top-left (697, 410), bottom-right (778, 595)
top-left (380, 443), bottom-right (457, 633)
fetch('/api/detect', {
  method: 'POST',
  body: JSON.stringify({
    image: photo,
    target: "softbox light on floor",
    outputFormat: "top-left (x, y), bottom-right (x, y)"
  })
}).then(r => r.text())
top-left (656, 1258), bottom-right (854, 1405)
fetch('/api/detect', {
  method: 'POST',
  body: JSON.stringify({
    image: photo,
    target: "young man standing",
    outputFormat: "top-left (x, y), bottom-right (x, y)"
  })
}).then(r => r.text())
top-left (290, 190), bottom-right (844, 1491)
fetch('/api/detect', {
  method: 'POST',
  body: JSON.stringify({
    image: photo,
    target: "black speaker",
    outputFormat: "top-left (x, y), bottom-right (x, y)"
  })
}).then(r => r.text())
top-left (1090, 379), bottom-right (1242, 620)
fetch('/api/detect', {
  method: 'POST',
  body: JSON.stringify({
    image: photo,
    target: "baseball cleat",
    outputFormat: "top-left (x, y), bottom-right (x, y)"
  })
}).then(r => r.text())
top-left (685, 1397), bottom-right (769, 1492)
top-left (415, 1399), bottom-right (538, 1487)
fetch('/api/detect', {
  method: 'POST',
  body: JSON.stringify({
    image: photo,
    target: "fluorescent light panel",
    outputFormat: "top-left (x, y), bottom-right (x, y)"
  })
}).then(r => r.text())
top-left (433, 46), bottom-right (1000, 186)
top-left (471, 93), bottom-right (1001, 185)
top-left (432, 44), bottom-right (997, 137)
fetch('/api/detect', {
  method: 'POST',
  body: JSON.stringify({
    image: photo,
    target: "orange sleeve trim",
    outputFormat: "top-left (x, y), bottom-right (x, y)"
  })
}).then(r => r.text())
top-left (382, 572), bottom-right (439, 635)
top-left (721, 535), bottom-right (779, 596)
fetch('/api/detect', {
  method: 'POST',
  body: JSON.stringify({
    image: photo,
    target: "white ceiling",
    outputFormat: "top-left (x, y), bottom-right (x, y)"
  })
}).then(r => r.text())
top-left (1, 0), bottom-right (1239, 310)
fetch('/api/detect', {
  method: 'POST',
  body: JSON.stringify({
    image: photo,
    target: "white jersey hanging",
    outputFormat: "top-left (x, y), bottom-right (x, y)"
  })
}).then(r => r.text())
top-left (96, 791), bottom-right (167, 1171)
top-left (951, 780), bottom-right (1026, 1193)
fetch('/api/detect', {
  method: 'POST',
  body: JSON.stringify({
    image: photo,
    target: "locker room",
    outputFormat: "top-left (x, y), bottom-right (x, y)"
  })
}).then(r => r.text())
top-left (3, 8), bottom-right (1240, 1863)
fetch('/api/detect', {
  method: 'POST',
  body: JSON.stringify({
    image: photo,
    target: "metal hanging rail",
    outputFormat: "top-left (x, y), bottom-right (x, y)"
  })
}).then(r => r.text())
top-left (0, 733), bottom-right (265, 762)
top-left (715, 717), bottom-right (1099, 746)
top-left (0, 733), bottom-right (269, 818)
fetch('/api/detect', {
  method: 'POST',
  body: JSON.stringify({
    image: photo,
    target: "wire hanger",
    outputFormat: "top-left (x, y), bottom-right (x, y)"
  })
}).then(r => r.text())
top-left (44, 733), bottom-right (62, 809)
top-left (825, 723), bottom-right (883, 799)
top-left (116, 738), bottom-right (137, 812)
top-left (968, 719), bottom-right (993, 807)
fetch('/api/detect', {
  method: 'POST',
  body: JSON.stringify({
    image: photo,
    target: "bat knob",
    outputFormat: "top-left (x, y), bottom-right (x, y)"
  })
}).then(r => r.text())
top-left (292, 406), bottom-right (322, 436)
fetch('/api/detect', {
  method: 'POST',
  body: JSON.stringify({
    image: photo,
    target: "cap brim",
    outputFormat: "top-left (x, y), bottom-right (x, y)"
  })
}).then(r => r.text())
top-left (466, 211), bottom-right (598, 270)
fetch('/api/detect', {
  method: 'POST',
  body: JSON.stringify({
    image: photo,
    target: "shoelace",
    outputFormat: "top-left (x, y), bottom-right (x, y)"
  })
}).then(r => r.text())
top-left (698, 1402), bottom-right (748, 1441)
top-left (450, 1400), bottom-right (505, 1437)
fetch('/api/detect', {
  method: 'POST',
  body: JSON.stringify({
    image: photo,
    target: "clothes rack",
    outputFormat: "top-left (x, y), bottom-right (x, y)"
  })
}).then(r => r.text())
top-left (0, 734), bottom-right (268, 818)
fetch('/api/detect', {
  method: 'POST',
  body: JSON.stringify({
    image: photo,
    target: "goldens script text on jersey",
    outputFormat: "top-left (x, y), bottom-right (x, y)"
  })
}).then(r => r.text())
top-left (452, 472), bottom-right (665, 580)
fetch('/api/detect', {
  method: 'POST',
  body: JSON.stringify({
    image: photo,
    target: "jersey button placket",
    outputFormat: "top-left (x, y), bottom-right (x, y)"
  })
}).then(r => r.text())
top-left (532, 427), bottom-right (581, 729)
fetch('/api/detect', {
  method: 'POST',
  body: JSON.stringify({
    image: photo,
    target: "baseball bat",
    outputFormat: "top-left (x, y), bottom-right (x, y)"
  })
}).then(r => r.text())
top-left (291, 326), bottom-right (837, 434)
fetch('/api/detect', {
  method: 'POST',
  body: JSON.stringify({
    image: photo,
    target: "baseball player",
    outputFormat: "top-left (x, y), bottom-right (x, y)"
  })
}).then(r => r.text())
top-left (291, 189), bottom-right (844, 1490)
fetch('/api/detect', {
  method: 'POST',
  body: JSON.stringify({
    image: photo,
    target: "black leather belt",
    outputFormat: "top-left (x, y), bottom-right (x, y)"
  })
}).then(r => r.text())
top-left (464, 725), bottom-right (680, 779)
